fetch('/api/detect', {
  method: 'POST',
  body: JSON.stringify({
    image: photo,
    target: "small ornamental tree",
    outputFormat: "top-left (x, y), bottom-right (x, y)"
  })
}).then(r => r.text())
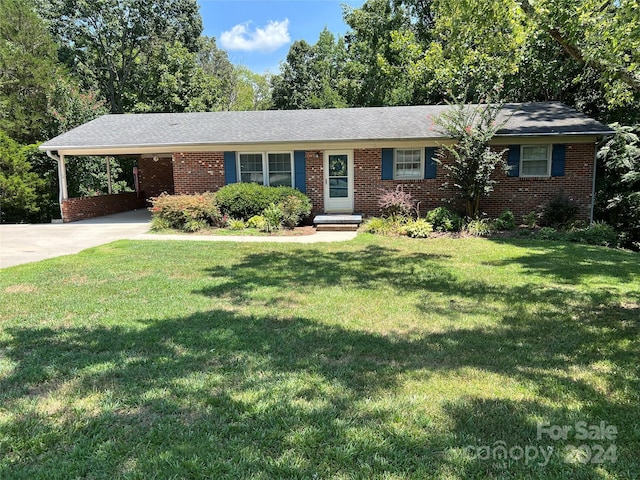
top-left (434, 102), bottom-right (509, 218)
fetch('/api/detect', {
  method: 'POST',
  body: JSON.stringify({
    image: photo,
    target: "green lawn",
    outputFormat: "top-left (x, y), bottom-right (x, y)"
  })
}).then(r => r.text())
top-left (1, 235), bottom-right (638, 479)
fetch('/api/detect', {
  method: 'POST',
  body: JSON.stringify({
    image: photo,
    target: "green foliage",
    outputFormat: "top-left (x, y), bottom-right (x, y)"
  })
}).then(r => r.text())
top-left (568, 222), bottom-right (619, 248)
top-left (542, 194), bottom-right (580, 227)
top-left (0, 0), bottom-right (61, 144)
top-left (278, 195), bottom-right (312, 228)
top-left (522, 211), bottom-right (538, 229)
top-left (362, 216), bottom-right (406, 236)
top-left (378, 185), bottom-right (416, 219)
top-left (464, 218), bottom-right (493, 237)
top-left (404, 218), bottom-right (433, 238)
top-left (535, 226), bottom-right (563, 241)
top-left (434, 101), bottom-right (508, 217)
top-left (246, 215), bottom-right (266, 230)
top-left (227, 218), bottom-right (246, 231)
top-left (425, 206), bottom-right (462, 232)
top-left (215, 183), bottom-right (312, 221)
top-left (493, 210), bottom-right (516, 231)
top-left (262, 203), bottom-right (283, 233)
top-left (0, 132), bottom-right (45, 222)
top-left (149, 192), bottom-right (221, 232)
top-left (595, 123), bottom-right (640, 250)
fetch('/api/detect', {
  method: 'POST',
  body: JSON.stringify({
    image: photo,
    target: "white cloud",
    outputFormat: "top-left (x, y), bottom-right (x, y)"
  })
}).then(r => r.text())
top-left (220, 19), bottom-right (290, 53)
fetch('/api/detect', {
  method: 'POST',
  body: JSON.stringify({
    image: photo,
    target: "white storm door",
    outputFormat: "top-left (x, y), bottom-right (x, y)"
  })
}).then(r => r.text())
top-left (324, 151), bottom-right (354, 212)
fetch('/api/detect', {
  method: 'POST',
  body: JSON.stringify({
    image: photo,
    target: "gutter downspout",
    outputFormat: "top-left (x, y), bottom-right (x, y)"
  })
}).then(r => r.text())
top-left (46, 150), bottom-right (68, 221)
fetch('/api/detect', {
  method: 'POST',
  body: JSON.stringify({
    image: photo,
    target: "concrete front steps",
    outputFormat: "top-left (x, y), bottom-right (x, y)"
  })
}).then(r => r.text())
top-left (314, 214), bottom-right (363, 232)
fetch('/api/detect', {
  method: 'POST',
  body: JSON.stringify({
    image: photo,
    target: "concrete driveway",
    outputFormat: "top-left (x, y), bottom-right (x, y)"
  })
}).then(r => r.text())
top-left (0, 210), bottom-right (151, 268)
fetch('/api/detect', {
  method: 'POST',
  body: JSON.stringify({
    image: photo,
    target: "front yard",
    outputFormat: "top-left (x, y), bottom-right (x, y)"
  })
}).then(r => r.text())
top-left (1, 235), bottom-right (638, 479)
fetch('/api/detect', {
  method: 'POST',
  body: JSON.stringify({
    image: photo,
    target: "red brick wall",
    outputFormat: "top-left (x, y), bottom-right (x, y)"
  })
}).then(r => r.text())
top-left (353, 144), bottom-right (594, 220)
top-left (306, 150), bottom-right (324, 214)
top-left (138, 157), bottom-right (174, 198)
top-left (172, 152), bottom-right (225, 194)
top-left (61, 192), bottom-right (145, 222)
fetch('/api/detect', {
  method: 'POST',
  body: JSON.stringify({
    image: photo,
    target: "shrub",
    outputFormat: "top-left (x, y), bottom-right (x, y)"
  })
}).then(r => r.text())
top-left (216, 183), bottom-right (312, 221)
top-left (522, 211), bottom-right (538, 228)
top-left (262, 203), bottom-right (283, 232)
top-left (568, 222), bottom-right (619, 247)
top-left (227, 218), bottom-right (246, 230)
top-left (149, 192), bottom-right (221, 232)
top-left (493, 210), bottom-right (516, 231)
top-left (536, 226), bottom-right (564, 241)
top-left (378, 185), bottom-right (416, 219)
top-left (279, 195), bottom-right (312, 228)
top-left (247, 215), bottom-right (266, 230)
top-left (405, 219), bottom-right (433, 238)
top-left (465, 218), bottom-right (492, 237)
top-left (425, 207), bottom-right (462, 232)
top-left (363, 217), bottom-right (405, 236)
top-left (542, 194), bottom-right (579, 227)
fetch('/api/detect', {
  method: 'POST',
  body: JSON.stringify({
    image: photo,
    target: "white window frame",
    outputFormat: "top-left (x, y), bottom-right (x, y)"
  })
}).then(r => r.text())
top-left (520, 145), bottom-right (551, 178)
top-left (237, 151), bottom-right (295, 188)
top-left (393, 148), bottom-right (424, 180)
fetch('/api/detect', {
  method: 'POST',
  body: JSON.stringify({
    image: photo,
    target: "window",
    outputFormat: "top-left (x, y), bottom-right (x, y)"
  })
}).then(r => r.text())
top-left (268, 153), bottom-right (292, 187)
top-left (394, 149), bottom-right (423, 179)
top-left (238, 152), bottom-right (293, 187)
top-left (521, 145), bottom-right (550, 177)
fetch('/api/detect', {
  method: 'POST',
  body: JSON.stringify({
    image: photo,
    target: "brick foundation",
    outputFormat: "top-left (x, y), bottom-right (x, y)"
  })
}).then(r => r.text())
top-left (61, 192), bottom-right (146, 222)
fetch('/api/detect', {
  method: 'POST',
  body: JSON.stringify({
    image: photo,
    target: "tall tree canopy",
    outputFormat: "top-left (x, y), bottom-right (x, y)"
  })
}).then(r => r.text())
top-left (37, 0), bottom-right (203, 113)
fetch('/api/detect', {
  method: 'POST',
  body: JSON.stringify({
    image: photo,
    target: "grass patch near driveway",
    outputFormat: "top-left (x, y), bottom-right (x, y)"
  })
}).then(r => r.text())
top-left (1, 235), bottom-right (639, 479)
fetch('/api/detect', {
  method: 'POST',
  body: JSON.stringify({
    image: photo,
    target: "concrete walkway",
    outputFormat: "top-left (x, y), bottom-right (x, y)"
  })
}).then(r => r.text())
top-left (1, 210), bottom-right (358, 268)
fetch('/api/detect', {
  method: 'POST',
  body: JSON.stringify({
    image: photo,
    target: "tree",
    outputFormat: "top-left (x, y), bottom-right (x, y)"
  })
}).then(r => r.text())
top-left (595, 124), bottom-right (640, 249)
top-left (232, 67), bottom-right (273, 111)
top-left (197, 36), bottom-right (236, 111)
top-left (434, 101), bottom-right (508, 217)
top-left (38, 0), bottom-right (203, 113)
top-left (0, 0), bottom-right (61, 144)
top-left (0, 130), bottom-right (44, 222)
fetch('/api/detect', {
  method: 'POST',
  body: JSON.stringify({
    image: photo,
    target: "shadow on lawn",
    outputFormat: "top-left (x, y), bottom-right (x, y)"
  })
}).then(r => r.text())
top-left (1, 307), bottom-right (638, 478)
top-left (1, 241), bottom-right (638, 478)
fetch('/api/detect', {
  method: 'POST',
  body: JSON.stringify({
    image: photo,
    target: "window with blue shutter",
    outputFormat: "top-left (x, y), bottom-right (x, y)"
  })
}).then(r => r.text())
top-left (294, 150), bottom-right (306, 193)
top-left (381, 148), bottom-right (394, 180)
top-left (224, 151), bottom-right (237, 184)
top-left (425, 147), bottom-right (438, 179)
top-left (551, 144), bottom-right (566, 177)
top-left (507, 145), bottom-right (520, 177)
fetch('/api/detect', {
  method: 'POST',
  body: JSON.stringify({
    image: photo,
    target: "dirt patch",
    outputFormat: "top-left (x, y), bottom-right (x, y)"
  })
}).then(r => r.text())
top-left (4, 284), bottom-right (37, 294)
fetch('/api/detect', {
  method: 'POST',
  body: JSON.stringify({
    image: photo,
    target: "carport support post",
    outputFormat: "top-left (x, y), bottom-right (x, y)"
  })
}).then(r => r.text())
top-left (106, 157), bottom-right (112, 194)
top-left (47, 151), bottom-right (68, 220)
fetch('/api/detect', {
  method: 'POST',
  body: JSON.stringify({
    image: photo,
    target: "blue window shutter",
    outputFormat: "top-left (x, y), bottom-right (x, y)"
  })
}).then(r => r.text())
top-left (507, 145), bottom-right (520, 177)
top-left (294, 150), bottom-right (306, 193)
top-left (224, 151), bottom-right (237, 184)
top-left (425, 147), bottom-right (438, 179)
top-left (551, 144), bottom-right (566, 177)
top-left (381, 148), bottom-right (394, 180)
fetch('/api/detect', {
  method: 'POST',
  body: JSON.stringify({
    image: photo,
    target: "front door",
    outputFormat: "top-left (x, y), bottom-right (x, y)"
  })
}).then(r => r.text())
top-left (324, 151), bottom-right (353, 212)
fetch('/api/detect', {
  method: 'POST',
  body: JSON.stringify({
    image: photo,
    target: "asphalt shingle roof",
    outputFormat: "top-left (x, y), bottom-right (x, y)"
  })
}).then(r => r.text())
top-left (39, 102), bottom-right (613, 152)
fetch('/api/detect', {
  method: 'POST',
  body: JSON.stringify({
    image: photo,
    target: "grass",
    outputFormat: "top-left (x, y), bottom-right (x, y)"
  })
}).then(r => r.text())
top-left (0, 234), bottom-right (638, 479)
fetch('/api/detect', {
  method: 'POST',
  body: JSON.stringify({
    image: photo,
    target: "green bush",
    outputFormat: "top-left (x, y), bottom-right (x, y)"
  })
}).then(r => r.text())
top-left (536, 226), bottom-right (564, 241)
top-left (425, 207), bottom-right (462, 232)
top-left (465, 218), bottom-right (493, 237)
top-left (262, 203), bottom-right (283, 232)
top-left (405, 219), bottom-right (433, 238)
top-left (568, 222), bottom-right (619, 247)
top-left (247, 215), bottom-right (266, 230)
top-left (542, 194), bottom-right (579, 227)
top-left (522, 211), bottom-right (538, 228)
top-left (493, 210), bottom-right (516, 231)
top-left (363, 217), bottom-right (405, 236)
top-left (149, 192), bottom-right (221, 232)
top-left (279, 195), bottom-right (312, 228)
top-left (227, 218), bottom-right (246, 230)
top-left (216, 183), bottom-right (312, 221)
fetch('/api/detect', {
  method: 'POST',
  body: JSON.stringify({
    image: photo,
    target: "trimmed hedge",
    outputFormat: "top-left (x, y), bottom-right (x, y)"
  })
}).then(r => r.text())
top-left (216, 183), bottom-right (312, 222)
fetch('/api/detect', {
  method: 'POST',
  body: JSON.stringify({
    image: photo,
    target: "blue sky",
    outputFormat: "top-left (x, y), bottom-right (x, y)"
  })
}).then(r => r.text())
top-left (198, 0), bottom-right (364, 74)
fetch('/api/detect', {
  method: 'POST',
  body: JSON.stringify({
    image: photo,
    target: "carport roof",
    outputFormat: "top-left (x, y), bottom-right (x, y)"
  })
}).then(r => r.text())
top-left (39, 102), bottom-right (613, 154)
